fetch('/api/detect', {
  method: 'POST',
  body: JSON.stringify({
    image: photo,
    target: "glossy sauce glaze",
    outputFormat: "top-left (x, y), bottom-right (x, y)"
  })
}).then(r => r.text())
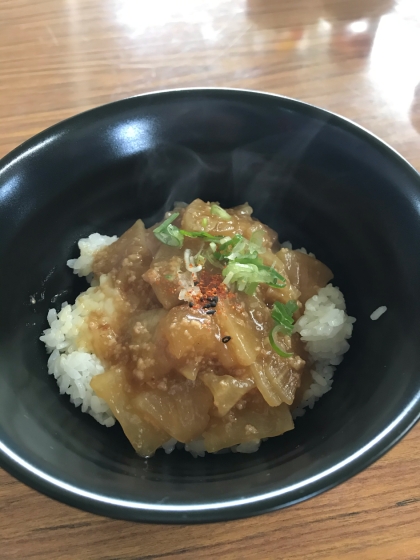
top-left (86, 200), bottom-right (332, 456)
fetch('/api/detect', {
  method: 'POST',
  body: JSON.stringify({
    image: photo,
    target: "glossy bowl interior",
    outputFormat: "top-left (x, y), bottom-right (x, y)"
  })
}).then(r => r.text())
top-left (0, 89), bottom-right (419, 523)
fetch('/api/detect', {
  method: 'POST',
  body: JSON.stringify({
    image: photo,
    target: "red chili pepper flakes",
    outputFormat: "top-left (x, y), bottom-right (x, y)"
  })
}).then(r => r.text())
top-left (190, 270), bottom-right (232, 311)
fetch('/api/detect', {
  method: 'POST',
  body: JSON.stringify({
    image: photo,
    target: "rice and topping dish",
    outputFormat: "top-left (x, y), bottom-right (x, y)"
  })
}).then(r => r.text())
top-left (40, 199), bottom-right (355, 457)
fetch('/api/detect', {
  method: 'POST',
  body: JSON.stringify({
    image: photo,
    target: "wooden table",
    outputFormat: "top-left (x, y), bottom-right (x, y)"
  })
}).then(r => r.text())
top-left (1, 0), bottom-right (420, 558)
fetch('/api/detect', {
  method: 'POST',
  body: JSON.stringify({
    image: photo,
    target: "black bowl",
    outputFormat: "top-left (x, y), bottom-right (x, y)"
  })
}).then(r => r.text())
top-left (0, 89), bottom-right (419, 523)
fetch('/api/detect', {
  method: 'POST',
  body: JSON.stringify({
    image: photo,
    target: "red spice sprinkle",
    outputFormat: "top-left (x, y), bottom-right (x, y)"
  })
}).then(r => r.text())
top-left (189, 270), bottom-right (232, 312)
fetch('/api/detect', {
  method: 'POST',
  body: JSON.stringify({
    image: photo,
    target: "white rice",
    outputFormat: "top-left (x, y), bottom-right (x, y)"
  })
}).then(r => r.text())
top-left (40, 234), bottom-right (116, 427)
top-left (370, 306), bottom-right (387, 320)
top-left (67, 233), bottom-right (117, 277)
top-left (40, 234), bottom-right (356, 453)
top-left (292, 284), bottom-right (356, 417)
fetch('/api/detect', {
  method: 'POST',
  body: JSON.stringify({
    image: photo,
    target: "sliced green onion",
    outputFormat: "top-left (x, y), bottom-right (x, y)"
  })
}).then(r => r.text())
top-left (244, 282), bottom-right (259, 295)
top-left (214, 233), bottom-right (266, 262)
top-left (153, 209), bottom-right (286, 297)
top-left (153, 213), bottom-right (184, 247)
top-left (271, 300), bottom-right (298, 335)
top-left (234, 256), bottom-right (263, 266)
top-left (202, 217), bottom-right (208, 228)
top-left (194, 244), bottom-right (206, 267)
top-left (179, 230), bottom-right (224, 242)
top-left (211, 204), bottom-right (231, 220)
top-left (225, 237), bottom-right (249, 261)
top-left (222, 260), bottom-right (286, 292)
top-left (167, 224), bottom-right (184, 247)
top-left (154, 212), bottom-right (224, 248)
top-left (222, 262), bottom-right (254, 285)
top-left (257, 265), bottom-right (286, 288)
top-left (269, 325), bottom-right (293, 358)
top-left (205, 248), bottom-right (224, 269)
top-left (153, 212), bottom-right (179, 233)
top-left (218, 236), bottom-right (240, 251)
top-left (214, 234), bottom-right (243, 260)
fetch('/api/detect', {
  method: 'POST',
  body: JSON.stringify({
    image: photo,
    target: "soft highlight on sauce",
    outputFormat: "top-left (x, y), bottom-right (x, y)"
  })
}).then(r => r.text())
top-left (83, 199), bottom-right (333, 457)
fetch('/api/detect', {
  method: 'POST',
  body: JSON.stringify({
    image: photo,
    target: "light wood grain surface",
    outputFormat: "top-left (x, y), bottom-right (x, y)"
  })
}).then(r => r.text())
top-left (1, 0), bottom-right (420, 558)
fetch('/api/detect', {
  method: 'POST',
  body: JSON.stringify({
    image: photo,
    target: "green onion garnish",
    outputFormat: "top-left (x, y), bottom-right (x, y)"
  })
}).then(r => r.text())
top-left (153, 213), bottom-right (184, 247)
top-left (179, 230), bottom-right (224, 242)
top-left (244, 282), bottom-right (259, 295)
top-left (268, 300), bottom-right (298, 357)
top-left (210, 204), bottom-right (231, 220)
top-left (214, 234), bottom-right (243, 260)
top-left (153, 213), bottom-right (224, 247)
top-left (214, 233), bottom-right (265, 262)
top-left (257, 265), bottom-right (287, 289)
top-left (269, 325), bottom-right (293, 358)
top-left (271, 300), bottom-right (298, 335)
top-left (234, 255), bottom-right (263, 265)
top-left (153, 208), bottom-right (287, 298)
top-left (153, 212), bottom-right (179, 232)
top-left (205, 249), bottom-right (224, 269)
top-left (222, 260), bottom-right (286, 293)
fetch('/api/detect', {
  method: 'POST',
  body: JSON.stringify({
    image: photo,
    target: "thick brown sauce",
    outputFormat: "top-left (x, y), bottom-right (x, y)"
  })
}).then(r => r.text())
top-left (86, 200), bottom-right (333, 456)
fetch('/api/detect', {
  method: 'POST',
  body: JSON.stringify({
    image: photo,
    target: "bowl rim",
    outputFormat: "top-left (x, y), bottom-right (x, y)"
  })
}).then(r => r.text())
top-left (1, 87), bottom-right (420, 523)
